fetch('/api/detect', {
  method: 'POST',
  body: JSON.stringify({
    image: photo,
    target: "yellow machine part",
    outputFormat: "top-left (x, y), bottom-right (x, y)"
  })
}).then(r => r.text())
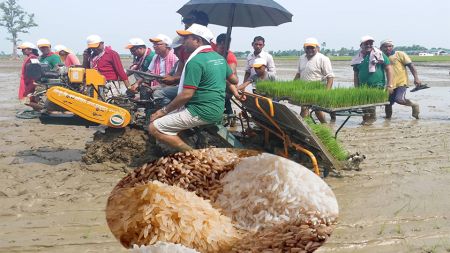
top-left (46, 86), bottom-right (131, 128)
top-left (85, 69), bottom-right (106, 100)
top-left (85, 69), bottom-right (106, 87)
top-left (67, 67), bottom-right (85, 83)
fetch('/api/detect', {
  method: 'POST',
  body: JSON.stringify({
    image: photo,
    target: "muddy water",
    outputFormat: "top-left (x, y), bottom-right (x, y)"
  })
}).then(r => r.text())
top-left (319, 121), bottom-right (450, 252)
top-left (237, 59), bottom-right (450, 87)
top-left (0, 59), bottom-right (449, 252)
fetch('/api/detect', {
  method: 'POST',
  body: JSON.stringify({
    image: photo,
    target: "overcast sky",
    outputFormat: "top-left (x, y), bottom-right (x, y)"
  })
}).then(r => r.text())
top-left (1, 0), bottom-right (449, 54)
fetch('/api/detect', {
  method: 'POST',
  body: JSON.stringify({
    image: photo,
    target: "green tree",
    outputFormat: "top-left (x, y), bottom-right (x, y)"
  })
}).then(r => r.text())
top-left (0, 0), bottom-right (37, 58)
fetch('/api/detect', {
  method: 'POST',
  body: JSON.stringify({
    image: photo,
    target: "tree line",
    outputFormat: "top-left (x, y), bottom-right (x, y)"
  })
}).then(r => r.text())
top-left (234, 45), bottom-right (449, 58)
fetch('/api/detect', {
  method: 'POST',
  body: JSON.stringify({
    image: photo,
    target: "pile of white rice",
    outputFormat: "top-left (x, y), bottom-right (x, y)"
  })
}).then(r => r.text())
top-left (129, 242), bottom-right (200, 253)
top-left (215, 153), bottom-right (339, 231)
top-left (106, 181), bottom-right (241, 252)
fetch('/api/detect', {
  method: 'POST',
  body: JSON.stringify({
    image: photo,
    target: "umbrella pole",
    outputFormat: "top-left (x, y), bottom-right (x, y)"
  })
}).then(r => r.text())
top-left (223, 4), bottom-right (236, 59)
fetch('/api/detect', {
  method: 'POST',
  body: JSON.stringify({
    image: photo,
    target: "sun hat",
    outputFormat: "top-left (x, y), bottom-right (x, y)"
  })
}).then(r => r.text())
top-left (17, 41), bottom-right (36, 50)
top-left (125, 38), bottom-right (146, 49)
top-left (380, 39), bottom-right (394, 47)
top-left (86, 34), bottom-right (103, 48)
top-left (149, 34), bottom-right (173, 46)
top-left (304, 37), bottom-right (319, 47)
top-left (252, 58), bottom-right (267, 68)
top-left (54, 44), bottom-right (72, 54)
top-left (176, 24), bottom-right (214, 43)
top-left (36, 38), bottom-right (51, 47)
top-left (360, 35), bottom-right (375, 44)
top-left (170, 36), bottom-right (184, 49)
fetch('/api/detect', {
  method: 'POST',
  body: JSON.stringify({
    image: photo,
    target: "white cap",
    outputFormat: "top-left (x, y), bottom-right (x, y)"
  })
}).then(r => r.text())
top-left (304, 37), bottom-right (319, 47)
top-left (360, 35), bottom-right (375, 44)
top-left (252, 58), bottom-right (267, 68)
top-left (86, 34), bottom-right (103, 48)
top-left (54, 44), bottom-right (72, 54)
top-left (149, 34), bottom-right (172, 47)
top-left (176, 24), bottom-right (214, 43)
top-left (380, 39), bottom-right (394, 47)
top-left (36, 38), bottom-right (51, 47)
top-left (171, 35), bottom-right (184, 49)
top-left (125, 38), bottom-right (146, 49)
top-left (17, 41), bottom-right (36, 50)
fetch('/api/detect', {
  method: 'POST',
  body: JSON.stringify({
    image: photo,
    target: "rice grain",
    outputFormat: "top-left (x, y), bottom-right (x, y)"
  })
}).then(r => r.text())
top-left (215, 153), bottom-right (338, 231)
top-left (106, 181), bottom-right (241, 252)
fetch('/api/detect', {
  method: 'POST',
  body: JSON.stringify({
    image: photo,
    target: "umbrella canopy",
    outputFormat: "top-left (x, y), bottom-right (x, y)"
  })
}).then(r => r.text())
top-left (177, 0), bottom-right (292, 56)
top-left (177, 0), bottom-right (293, 28)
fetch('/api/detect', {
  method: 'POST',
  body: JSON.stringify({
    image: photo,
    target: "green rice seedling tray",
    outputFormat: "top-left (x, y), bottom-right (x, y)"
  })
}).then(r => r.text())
top-left (256, 80), bottom-right (389, 109)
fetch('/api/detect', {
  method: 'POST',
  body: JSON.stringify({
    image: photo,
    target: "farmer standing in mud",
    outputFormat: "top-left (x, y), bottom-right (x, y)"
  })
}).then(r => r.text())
top-left (17, 42), bottom-right (42, 112)
top-left (148, 24), bottom-right (239, 151)
top-left (294, 37), bottom-right (334, 123)
top-left (351, 35), bottom-right (393, 125)
top-left (82, 34), bottom-right (131, 97)
top-left (380, 39), bottom-right (421, 119)
top-left (244, 36), bottom-right (276, 85)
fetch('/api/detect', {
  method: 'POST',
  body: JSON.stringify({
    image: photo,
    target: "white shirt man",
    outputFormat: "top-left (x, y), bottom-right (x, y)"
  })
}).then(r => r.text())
top-left (294, 37), bottom-right (334, 123)
top-left (295, 38), bottom-right (334, 87)
top-left (244, 36), bottom-right (276, 82)
top-left (297, 53), bottom-right (334, 83)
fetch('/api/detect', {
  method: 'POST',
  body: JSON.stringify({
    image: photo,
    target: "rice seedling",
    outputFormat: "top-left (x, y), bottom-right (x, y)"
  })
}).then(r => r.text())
top-left (304, 118), bottom-right (349, 161)
top-left (257, 81), bottom-right (388, 109)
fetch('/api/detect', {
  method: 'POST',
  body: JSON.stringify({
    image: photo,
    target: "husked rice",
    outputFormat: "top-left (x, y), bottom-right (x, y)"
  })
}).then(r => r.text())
top-left (231, 217), bottom-right (335, 253)
top-left (129, 242), bottom-right (200, 253)
top-left (215, 153), bottom-right (339, 231)
top-left (106, 181), bottom-right (240, 252)
top-left (113, 148), bottom-right (259, 201)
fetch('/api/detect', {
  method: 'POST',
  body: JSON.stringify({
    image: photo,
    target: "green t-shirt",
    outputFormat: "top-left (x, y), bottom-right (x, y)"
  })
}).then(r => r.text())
top-left (353, 53), bottom-right (390, 88)
top-left (183, 51), bottom-right (232, 123)
top-left (141, 51), bottom-right (155, 72)
top-left (39, 53), bottom-right (62, 70)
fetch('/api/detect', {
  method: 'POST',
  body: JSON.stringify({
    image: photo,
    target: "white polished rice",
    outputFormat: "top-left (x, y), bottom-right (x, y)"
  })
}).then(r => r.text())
top-left (215, 153), bottom-right (339, 231)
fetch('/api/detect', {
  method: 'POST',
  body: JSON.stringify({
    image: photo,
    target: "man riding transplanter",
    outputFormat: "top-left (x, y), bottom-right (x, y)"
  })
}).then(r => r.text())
top-left (148, 24), bottom-right (240, 151)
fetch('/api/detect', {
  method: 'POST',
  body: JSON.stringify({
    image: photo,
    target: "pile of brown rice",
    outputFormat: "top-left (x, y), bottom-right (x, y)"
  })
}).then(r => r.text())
top-left (215, 153), bottom-right (339, 231)
top-left (106, 181), bottom-right (241, 252)
top-left (113, 148), bottom-right (258, 201)
top-left (231, 216), bottom-right (335, 253)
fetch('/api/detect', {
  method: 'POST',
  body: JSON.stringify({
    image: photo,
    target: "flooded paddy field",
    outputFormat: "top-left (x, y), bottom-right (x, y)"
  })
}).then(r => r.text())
top-left (0, 58), bottom-right (449, 252)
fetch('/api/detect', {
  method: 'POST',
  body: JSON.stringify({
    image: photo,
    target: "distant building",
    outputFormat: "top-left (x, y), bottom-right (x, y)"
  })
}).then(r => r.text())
top-left (428, 50), bottom-right (448, 55)
top-left (418, 52), bottom-right (434, 56)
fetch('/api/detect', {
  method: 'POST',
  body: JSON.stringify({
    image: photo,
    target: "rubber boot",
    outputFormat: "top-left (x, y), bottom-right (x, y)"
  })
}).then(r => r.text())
top-left (385, 105), bottom-right (392, 119)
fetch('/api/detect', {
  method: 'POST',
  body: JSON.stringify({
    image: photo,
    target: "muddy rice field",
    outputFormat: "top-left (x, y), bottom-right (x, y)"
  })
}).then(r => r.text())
top-left (0, 58), bottom-right (449, 252)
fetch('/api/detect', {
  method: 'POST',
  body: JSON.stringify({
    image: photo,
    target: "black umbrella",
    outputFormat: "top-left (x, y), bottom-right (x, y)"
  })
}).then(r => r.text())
top-left (177, 0), bottom-right (293, 55)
